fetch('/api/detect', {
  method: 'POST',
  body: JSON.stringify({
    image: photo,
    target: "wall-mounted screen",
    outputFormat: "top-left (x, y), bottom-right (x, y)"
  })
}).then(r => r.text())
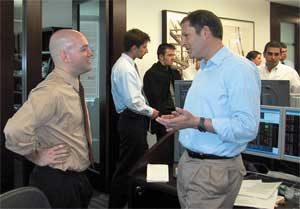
top-left (244, 106), bottom-right (282, 159)
top-left (282, 108), bottom-right (300, 163)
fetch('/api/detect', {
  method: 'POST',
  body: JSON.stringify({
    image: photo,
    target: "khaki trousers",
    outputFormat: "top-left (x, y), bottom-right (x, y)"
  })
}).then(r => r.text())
top-left (177, 151), bottom-right (246, 209)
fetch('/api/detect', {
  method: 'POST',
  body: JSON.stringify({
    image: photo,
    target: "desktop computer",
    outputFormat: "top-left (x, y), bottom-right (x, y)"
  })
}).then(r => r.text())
top-left (173, 80), bottom-right (192, 164)
top-left (261, 80), bottom-right (290, 106)
top-left (244, 106), bottom-right (283, 159)
top-left (282, 108), bottom-right (300, 163)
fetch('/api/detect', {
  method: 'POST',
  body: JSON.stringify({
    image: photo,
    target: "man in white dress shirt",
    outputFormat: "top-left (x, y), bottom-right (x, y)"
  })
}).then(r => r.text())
top-left (109, 28), bottom-right (159, 208)
top-left (259, 41), bottom-right (300, 93)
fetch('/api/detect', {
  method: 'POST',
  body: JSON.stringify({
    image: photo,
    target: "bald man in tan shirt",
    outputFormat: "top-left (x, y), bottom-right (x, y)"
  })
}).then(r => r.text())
top-left (4, 29), bottom-right (94, 209)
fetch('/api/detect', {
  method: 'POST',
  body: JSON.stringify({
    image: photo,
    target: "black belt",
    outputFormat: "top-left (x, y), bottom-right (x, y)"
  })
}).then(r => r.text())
top-left (35, 166), bottom-right (87, 177)
top-left (186, 149), bottom-right (235, 160)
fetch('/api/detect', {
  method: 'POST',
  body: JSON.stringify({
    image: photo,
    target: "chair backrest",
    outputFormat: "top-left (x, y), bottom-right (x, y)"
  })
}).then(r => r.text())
top-left (0, 186), bottom-right (51, 209)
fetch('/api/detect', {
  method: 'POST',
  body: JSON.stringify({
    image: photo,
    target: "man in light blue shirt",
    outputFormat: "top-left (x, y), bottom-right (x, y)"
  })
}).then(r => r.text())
top-left (109, 29), bottom-right (159, 209)
top-left (157, 10), bottom-right (260, 209)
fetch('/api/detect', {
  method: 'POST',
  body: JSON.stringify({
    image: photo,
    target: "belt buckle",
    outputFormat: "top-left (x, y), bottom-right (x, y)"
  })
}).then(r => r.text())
top-left (190, 150), bottom-right (204, 159)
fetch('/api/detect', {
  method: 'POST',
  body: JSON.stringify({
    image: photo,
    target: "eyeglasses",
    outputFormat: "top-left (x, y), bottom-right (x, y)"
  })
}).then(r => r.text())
top-left (267, 52), bottom-right (280, 56)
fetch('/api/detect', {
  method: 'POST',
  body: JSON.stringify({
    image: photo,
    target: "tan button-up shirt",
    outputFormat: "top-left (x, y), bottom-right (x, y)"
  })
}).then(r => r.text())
top-left (4, 68), bottom-right (90, 172)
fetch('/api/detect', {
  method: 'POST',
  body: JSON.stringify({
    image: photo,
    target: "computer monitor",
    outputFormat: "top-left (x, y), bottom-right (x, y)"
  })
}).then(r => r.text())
top-left (244, 106), bottom-right (283, 159)
top-left (174, 80), bottom-right (192, 163)
top-left (282, 108), bottom-right (300, 163)
top-left (261, 80), bottom-right (290, 106)
top-left (174, 80), bottom-right (192, 108)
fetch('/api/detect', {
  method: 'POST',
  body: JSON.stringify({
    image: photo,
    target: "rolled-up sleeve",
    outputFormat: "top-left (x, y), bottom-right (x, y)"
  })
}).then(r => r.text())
top-left (212, 63), bottom-right (261, 143)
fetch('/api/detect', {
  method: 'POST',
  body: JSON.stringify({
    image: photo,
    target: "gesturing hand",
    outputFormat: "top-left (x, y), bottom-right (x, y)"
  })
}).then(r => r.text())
top-left (151, 109), bottom-right (160, 119)
top-left (32, 144), bottom-right (71, 166)
top-left (156, 107), bottom-right (198, 132)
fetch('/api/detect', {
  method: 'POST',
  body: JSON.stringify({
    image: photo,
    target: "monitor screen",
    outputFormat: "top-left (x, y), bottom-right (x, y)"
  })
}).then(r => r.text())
top-left (261, 80), bottom-right (290, 106)
top-left (283, 108), bottom-right (300, 163)
top-left (244, 106), bottom-right (282, 159)
top-left (174, 80), bottom-right (192, 163)
top-left (174, 80), bottom-right (192, 108)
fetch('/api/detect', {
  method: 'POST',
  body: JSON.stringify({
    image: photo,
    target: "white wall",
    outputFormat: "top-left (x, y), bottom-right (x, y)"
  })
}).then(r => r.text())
top-left (127, 0), bottom-right (270, 77)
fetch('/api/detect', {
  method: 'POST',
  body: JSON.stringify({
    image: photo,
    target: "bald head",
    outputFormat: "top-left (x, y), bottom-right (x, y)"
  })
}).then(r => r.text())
top-left (49, 29), bottom-right (83, 65)
top-left (49, 29), bottom-right (93, 77)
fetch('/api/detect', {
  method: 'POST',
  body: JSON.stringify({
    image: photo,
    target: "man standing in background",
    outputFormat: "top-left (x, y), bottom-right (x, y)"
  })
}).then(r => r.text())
top-left (259, 41), bottom-right (300, 93)
top-left (110, 28), bottom-right (159, 208)
top-left (143, 43), bottom-right (182, 142)
top-left (280, 42), bottom-right (295, 69)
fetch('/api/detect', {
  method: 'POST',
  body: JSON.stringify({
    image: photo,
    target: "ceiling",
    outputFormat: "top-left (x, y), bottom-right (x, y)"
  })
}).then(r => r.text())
top-left (14, 0), bottom-right (300, 8)
top-left (270, 0), bottom-right (300, 8)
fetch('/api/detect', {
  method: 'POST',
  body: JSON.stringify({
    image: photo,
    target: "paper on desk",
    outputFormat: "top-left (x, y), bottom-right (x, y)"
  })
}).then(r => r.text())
top-left (146, 164), bottom-right (169, 182)
top-left (238, 180), bottom-right (281, 199)
top-left (234, 180), bottom-right (282, 209)
top-left (235, 189), bottom-right (278, 209)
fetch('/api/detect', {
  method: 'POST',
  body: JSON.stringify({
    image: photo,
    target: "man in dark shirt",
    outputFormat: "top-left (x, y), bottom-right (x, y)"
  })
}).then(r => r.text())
top-left (143, 43), bottom-right (182, 141)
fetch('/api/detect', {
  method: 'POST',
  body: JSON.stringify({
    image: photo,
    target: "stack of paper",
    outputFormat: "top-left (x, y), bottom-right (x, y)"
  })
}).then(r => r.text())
top-left (146, 164), bottom-right (169, 182)
top-left (234, 180), bottom-right (282, 209)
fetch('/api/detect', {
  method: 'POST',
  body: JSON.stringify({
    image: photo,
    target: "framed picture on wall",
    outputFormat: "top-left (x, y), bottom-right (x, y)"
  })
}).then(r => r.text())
top-left (162, 10), bottom-right (190, 72)
top-left (162, 10), bottom-right (255, 62)
top-left (220, 17), bottom-right (255, 56)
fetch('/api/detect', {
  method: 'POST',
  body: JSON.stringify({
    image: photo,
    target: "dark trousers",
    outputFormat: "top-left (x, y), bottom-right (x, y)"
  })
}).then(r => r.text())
top-left (108, 109), bottom-right (149, 209)
top-left (155, 124), bottom-right (168, 141)
top-left (156, 126), bottom-right (174, 164)
top-left (29, 166), bottom-right (93, 209)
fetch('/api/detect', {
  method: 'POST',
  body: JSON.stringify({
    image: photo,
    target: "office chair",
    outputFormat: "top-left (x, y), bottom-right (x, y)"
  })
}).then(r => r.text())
top-left (0, 186), bottom-right (51, 209)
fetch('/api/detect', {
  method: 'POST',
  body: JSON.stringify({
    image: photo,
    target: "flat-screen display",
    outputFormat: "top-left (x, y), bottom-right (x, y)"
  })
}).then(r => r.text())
top-left (174, 80), bottom-right (192, 162)
top-left (283, 108), bottom-right (300, 163)
top-left (244, 107), bottom-right (282, 159)
top-left (174, 80), bottom-right (192, 108)
top-left (261, 80), bottom-right (290, 106)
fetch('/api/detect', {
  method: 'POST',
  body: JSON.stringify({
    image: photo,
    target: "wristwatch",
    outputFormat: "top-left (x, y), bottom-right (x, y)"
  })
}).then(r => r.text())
top-left (197, 117), bottom-right (206, 132)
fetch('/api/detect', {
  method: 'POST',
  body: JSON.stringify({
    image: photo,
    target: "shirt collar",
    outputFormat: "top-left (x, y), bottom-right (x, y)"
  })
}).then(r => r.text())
top-left (200, 46), bottom-right (229, 70)
top-left (53, 68), bottom-right (79, 92)
top-left (264, 62), bottom-right (281, 72)
top-left (121, 53), bottom-right (135, 67)
top-left (157, 61), bottom-right (169, 71)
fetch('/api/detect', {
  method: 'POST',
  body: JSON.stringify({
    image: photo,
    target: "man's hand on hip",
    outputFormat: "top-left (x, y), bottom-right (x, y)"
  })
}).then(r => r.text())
top-left (25, 143), bottom-right (70, 166)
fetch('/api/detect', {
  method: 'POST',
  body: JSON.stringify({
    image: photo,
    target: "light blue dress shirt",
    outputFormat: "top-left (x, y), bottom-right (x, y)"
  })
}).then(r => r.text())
top-left (179, 47), bottom-right (261, 157)
top-left (111, 53), bottom-right (153, 117)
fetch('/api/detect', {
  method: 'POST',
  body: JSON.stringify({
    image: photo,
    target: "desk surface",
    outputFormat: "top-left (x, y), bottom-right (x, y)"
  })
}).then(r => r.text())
top-left (130, 165), bottom-right (300, 209)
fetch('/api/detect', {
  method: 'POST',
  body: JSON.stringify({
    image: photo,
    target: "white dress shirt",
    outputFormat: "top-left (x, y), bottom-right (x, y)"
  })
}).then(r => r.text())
top-left (111, 53), bottom-right (153, 117)
top-left (259, 62), bottom-right (300, 93)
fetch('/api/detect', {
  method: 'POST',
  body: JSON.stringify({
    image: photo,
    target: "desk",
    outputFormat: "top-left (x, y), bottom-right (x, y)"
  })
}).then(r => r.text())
top-left (128, 165), bottom-right (180, 208)
top-left (129, 166), bottom-right (300, 209)
top-left (128, 132), bottom-right (179, 208)
top-left (128, 133), bottom-right (299, 209)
